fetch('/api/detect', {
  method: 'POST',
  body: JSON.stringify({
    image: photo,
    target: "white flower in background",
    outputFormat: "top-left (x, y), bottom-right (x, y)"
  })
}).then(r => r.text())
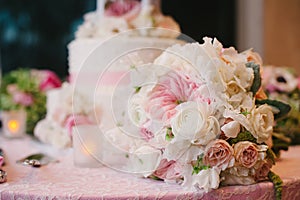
top-left (34, 119), bottom-right (71, 148)
top-left (250, 104), bottom-right (274, 144)
top-left (130, 4), bottom-right (180, 38)
top-left (76, 12), bottom-right (129, 38)
top-left (130, 5), bottom-right (155, 33)
top-left (171, 101), bottom-right (220, 145)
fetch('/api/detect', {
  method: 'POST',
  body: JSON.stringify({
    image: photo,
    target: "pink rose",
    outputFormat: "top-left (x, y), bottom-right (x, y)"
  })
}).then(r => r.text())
top-left (105, 0), bottom-right (141, 21)
top-left (253, 160), bottom-right (272, 181)
top-left (234, 141), bottom-right (259, 168)
top-left (0, 156), bottom-right (4, 167)
top-left (64, 115), bottom-right (94, 138)
top-left (38, 70), bottom-right (62, 92)
top-left (146, 71), bottom-right (202, 122)
top-left (203, 140), bottom-right (235, 170)
top-left (13, 91), bottom-right (34, 106)
top-left (153, 159), bottom-right (182, 181)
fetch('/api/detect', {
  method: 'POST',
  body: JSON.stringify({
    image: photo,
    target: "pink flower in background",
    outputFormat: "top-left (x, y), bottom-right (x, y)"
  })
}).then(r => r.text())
top-left (12, 92), bottom-right (34, 106)
top-left (38, 70), bottom-right (62, 92)
top-left (7, 85), bottom-right (34, 106)
top-left (64, 115), bottom-right (94, 138)
top-left (146, 71), bottom-right (202, 122)
top-left (105, 0), bottom-right (141, 20)
top-left (153, 159), bottom-right (182, 181)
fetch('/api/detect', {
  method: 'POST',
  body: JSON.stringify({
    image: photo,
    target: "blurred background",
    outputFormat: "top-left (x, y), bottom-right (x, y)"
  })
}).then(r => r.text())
top-left (0, 0), bottom-right (299, 78)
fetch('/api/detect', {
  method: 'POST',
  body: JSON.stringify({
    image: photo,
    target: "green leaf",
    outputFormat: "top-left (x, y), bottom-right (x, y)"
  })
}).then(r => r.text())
top-left (228, 131), bottom-right (257, 145)
top-left (165, 127), bottom-right (174, 141)
top-left (256, 99), bottom-right (291, 119)
top-left (266, 148), bottom-right (276, 165)
top-left (134, 86), bottom-right (141, 93)
top-left (246, 62), bottom-right (261, 96)
top-left (268, 171), bottom-right (283, 200)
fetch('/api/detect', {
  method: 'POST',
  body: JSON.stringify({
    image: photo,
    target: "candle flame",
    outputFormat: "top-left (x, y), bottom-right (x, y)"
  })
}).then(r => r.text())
top-left (8, 120), bottom-right (20, 133)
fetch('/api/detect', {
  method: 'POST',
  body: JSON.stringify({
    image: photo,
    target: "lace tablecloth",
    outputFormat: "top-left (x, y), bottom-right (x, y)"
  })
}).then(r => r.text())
top-left (0, 135), bottom-right (300, 200)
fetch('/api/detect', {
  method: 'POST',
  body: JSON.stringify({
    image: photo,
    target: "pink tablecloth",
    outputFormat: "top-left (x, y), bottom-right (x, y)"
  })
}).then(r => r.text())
top-left (0, 135), bottom-right (300, 200)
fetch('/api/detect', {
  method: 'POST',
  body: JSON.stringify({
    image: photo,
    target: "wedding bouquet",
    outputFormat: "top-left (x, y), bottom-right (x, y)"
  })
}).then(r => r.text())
top-left (0, 68), bottom-right (61, 134)
top-left (262, 66), bottom-right (300, 146)
top-left (125, 38), bottom-right (289, 199)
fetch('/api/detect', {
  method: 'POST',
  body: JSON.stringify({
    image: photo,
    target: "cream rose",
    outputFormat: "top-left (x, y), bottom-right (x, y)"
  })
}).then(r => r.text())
top-left (171, 101), bottom-right (220, 145)
top-left (220, 166), bottom-right (255, 186)
top-left (234, 141), bottom-right (259, 168)
top-left (250, 104), bottom-right (274, 143)
top-left (203, 140), bottom-right (235, 171)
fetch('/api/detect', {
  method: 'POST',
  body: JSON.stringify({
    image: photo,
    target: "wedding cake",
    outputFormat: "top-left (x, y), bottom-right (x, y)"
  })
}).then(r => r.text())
top-left (34, 0), bottom-right (185, 148)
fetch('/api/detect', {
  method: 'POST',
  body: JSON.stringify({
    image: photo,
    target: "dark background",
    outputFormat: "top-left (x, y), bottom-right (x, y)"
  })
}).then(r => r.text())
top-left (0, 0), bottom-right (236, 78)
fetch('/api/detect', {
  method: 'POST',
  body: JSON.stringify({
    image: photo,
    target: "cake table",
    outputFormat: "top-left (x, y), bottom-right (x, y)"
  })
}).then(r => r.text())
top-left (0, 134), bottom-right (299, 200)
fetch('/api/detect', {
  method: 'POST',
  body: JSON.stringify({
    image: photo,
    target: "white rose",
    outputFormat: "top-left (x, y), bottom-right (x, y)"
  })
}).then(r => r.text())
top-left (128, 93), bottom-right (148, 127)
top-left (127, 145), bottom-right (162, 177)
top-left (250, 104), bottom-right (274, 143)
top-left (171, 101), bottom-right (220, 145)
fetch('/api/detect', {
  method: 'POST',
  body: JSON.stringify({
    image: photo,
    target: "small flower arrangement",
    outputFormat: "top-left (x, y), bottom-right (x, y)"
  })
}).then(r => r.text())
top-left (262, 66), bottom-right (300, 147)
top-left (0, 68), bottom-right (61, 134)
top-left (126, 38), bottom-right (290, 199)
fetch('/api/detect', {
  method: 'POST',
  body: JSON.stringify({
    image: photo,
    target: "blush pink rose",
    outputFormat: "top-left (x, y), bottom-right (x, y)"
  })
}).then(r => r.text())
top-left (38, 70), bottom-right (62, 92)
top-left (146, 71), bottom-right (202, 122)
top-left (203, 139), bottom-right (235, 171)
top-left (153, 159), bottom-right (182, 181)
top-left (105, 0), bottom-right (141, 21)
top-left (64, 115), bottom-right (94, 138)
top-left (234, 141), bottom-right (259, 168)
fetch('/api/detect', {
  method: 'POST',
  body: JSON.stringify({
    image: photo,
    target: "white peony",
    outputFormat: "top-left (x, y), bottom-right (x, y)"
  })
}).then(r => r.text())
top-left (182, 165), bottom-right (220, 192)
top-left (164, 140), bottom-right (203, 164)
top-left (171, 101), bottom-right (220, 145)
